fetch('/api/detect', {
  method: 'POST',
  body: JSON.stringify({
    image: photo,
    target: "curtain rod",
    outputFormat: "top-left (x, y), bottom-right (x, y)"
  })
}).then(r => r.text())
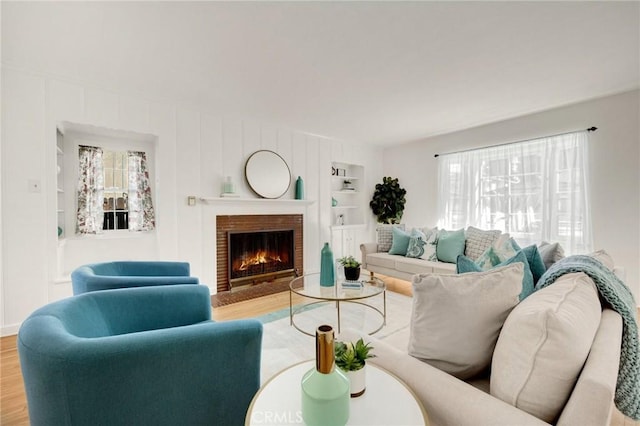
top-left (434, 126), bottom-right (597, 158)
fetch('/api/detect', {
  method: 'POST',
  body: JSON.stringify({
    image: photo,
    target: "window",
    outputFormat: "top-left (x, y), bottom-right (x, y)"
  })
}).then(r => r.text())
top-left (76, 145), bottom-right (155, 235)
top-left (103, 151), bottom-right (129, 230)
top-left (436, 131), bottom-right (592, 254)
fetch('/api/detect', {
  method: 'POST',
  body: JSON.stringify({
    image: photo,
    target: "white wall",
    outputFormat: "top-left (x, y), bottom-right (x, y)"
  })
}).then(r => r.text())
top-left (383, 90), bottom-right (640, 302)
top-left (1, 66), bottom-right (383, 335)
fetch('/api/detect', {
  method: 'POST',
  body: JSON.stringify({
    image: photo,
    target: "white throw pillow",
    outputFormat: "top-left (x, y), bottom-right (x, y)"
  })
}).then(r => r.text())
top-left (408, 263), bottom-right (523, 380)
top-left (490, 272), bottom-right (602, 423)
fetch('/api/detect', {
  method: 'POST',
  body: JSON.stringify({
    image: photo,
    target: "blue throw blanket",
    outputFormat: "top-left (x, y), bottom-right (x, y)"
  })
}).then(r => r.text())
top-left (536, 255), bottom-right (640, 420)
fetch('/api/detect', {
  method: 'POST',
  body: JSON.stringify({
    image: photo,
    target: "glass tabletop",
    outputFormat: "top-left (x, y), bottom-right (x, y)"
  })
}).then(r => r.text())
top-left (289, 272), bottom-right (385, 301)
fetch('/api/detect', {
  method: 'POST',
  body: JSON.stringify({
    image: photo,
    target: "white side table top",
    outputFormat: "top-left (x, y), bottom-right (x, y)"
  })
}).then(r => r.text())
top-left (246, 360), bottom-right (429, 426)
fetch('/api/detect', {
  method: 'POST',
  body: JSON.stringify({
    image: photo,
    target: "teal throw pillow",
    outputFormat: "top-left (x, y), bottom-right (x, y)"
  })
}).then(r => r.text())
top-left (456, 250), bottom-right (534, 300)
top-left (520, 244), bottom-right (546, 284)
top-left (436, 228), bottom-right (466, 263)
top-left (388, 226), bottom-right (412, 255)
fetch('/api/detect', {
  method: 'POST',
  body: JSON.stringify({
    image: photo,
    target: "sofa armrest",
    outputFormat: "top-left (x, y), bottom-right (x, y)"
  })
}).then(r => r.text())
top-left (360, 242), bottom-right (379, 268)
top-left (339, 329), bottom-right (549, 426)
top-left (557, 309), bottom-right (622, 426)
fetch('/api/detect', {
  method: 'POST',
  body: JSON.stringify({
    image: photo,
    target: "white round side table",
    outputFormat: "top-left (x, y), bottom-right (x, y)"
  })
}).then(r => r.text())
top-left (245, 360), bottom-right (429, 425)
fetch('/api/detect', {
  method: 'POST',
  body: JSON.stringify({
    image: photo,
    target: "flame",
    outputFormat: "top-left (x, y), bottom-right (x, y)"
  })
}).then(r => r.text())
top-left (238, 250), bottom-right (282, 271)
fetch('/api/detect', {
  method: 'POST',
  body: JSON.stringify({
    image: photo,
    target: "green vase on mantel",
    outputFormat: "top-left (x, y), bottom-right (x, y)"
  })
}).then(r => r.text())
top-left (301, 325), bottom-right (350, 426)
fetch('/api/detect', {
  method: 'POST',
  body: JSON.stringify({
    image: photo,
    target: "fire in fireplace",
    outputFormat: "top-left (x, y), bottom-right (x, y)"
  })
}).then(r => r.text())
top-left (228, 229), bottom-right (295, 285)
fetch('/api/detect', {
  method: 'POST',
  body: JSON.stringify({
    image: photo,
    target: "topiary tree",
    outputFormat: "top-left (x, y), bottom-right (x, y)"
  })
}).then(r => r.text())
top-left (369, 176), bottom-right (406, 224)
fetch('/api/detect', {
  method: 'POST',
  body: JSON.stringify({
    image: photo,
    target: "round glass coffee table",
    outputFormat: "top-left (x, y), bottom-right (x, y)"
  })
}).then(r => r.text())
top-left (245, 360), bottom-right (429, 425)
top-left (289, 272), bottom-right (386, 336)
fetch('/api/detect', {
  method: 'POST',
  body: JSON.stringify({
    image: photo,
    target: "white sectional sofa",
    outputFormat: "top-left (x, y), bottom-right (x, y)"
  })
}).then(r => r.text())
top-left (341, 270), bottom-right (625, 426)
top-left (360, 241), bottom-right (455, 280)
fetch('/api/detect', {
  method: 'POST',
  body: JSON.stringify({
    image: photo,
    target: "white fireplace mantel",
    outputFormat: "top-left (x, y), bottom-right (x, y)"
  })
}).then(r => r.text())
top-left (199, 197), bottom-right (315, 206)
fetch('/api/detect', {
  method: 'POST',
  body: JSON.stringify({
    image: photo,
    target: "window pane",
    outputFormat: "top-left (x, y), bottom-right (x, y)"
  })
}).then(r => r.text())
top-left (103, 151), bottom-right (113, 169)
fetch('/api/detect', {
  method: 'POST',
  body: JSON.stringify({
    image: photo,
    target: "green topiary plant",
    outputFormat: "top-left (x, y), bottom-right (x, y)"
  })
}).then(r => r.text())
top-left (369, 176), bottom-right (407, 224)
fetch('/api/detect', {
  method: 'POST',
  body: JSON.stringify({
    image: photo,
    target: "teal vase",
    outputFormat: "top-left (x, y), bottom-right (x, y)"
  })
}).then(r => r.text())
top-left (320, 243), bottom-right (335, 287)
top-left (301, 325), bottom-right (350, 426)
top-left (295, 176), bottom-right (304, 200)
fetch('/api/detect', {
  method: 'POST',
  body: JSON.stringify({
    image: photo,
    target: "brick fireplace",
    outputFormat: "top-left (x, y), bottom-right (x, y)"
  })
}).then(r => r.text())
top-left (216, 214), bottom-right (303, 293)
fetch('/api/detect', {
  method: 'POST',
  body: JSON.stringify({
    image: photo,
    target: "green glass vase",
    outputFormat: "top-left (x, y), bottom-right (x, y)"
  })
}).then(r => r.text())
top-left (320, 242), bottom-right (335, 287)
top-left (301, 325), bottom-right (350, 426)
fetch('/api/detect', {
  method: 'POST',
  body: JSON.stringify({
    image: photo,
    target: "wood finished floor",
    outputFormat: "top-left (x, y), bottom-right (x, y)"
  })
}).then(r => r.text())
top-left (1, 277), bottom-right (638, 425)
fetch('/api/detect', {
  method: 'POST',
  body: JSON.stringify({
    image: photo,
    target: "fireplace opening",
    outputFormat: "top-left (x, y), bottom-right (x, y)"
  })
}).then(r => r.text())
top-left (228, 229), bottom-right (295, 286)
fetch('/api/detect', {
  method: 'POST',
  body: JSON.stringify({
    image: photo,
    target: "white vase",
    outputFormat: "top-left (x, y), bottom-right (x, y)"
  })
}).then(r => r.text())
top-left (345, 365), bottom-right (367, 397)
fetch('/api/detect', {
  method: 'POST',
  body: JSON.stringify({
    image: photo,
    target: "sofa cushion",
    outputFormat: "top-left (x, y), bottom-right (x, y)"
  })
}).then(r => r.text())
top-left (537, 241), bottom-right (565, 269)
top-left (457, 250), bottom-right (534, 300)
top-left (435, 228), bottom-right (466, 263)
top-left (408, 263), bottom-right (523, 380)
top-left (394, 256), bottom-right (455, 275)
top-left (365, 252), bottom-right (399, 269)
top-left (388, 226), bottom-right (412, 255)
top-left (464, 226), bottom-right (501, 261)
top-left (376, 224), bottom-right (406, 252)
top-left (490, 272), bottom-right (602, 423)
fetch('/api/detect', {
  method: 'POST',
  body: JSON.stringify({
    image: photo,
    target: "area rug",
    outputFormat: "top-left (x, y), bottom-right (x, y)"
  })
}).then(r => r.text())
top-left (255, 290), bottom-right (413, 383)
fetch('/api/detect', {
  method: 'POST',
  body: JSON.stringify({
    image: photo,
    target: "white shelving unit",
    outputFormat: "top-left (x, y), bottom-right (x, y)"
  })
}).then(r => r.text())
top-left (330, 161), bottom-right (366, 260)
top-left (330, 162), bottom-right (365, 227)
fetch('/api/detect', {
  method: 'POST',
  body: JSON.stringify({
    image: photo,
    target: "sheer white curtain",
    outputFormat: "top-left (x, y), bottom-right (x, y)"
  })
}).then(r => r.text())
top-left (437, 131), bottom-right (592, 254)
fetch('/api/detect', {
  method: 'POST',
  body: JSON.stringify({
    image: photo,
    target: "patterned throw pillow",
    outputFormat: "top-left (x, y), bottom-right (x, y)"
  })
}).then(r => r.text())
top-left (406, 229), bottom-right (427, 258)
top-left (464, 226), bottom-right (502, 261)
top-left (376, 224), bottom-right (406, 252)
top-left (404, 227), bottom-right (439, 260)
top-left (475, 233), bottom-right (517, 270)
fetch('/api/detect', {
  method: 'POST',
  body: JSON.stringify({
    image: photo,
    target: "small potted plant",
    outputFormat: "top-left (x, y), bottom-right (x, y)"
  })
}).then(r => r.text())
top-left (335, 338), bottom-right (376, 397)
top-left (338, 256), bottom-right (361, 281)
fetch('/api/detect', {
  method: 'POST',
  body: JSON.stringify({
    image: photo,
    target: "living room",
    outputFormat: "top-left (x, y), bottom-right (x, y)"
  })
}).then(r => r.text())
top-left (2, 1), bottom-right (639, 425)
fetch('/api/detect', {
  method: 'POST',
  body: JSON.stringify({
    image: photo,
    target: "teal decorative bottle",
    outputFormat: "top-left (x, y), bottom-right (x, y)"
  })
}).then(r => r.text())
top-left (295, 176), bottom-right (304, 200)
top-left (301, 325), bottom-right (350, 426)
top-left (320, 242), bottom-right (335, 287)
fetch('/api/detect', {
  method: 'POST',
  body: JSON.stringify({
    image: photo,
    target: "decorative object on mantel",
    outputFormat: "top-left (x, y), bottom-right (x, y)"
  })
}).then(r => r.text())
top-left (370, 176), bottom-right (407, 224)
top-left (295, 176), bottom-right (304, 200)
top-left (332, 197), bottom-right (338, 207)
top-left (335, 338), bottom-right (376, 397)
top-left (342, 180), bottom-right (355, 191)
top-left (320, 242), bottom-right (335, 287)
top-left (220, 176), bottom-right (239, 198)
top-left (338, 256), bottom-right (361, 281)
top-left (245, 150), bottom-right (291, 199)
top-left (301, 325), bottom-right (350, 426)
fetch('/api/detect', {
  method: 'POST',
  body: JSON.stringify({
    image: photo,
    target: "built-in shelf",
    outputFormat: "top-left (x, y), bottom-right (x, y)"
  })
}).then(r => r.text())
top-left (332, 190), bottom-right (359, 194)
top-left (199, 197), bottom-right (315, 206)
top-left (332, 205), bottom-right (358, 209)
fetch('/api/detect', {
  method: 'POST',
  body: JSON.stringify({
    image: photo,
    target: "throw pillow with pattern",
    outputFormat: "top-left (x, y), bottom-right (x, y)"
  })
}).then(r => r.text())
top-left (376, 224), bottom-right (406, 252)
top-left (475, 233), bottom-right (517, 270)
top-left (406, 228), bottom-right (427, 258)
top-left (464, 226), bottom-right (502, 261)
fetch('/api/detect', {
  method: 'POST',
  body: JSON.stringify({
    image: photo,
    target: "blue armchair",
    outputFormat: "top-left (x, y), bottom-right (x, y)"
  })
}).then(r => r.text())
top-left (18, 285), bottom-right (263, 426)
top-left (71, 261), bottom-right (199, 295)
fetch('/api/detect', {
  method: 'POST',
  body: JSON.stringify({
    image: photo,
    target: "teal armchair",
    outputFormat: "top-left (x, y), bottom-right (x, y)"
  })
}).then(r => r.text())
top-left (18, 285), bottom-right (263, 426)
top-left (71, 261), bottom-right (199, 295)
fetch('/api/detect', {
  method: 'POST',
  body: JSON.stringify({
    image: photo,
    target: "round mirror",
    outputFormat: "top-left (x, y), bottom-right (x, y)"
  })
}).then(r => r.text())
top-left (245, 150), bottom-right (291, 199)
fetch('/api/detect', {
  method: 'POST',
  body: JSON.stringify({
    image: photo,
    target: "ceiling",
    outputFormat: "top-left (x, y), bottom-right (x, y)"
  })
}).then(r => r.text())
top-left (2, 1), bottom-right (639, 146)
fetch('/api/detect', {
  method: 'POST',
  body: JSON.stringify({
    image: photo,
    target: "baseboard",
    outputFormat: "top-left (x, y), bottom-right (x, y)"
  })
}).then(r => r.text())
top-left (1, 323), bottom-right (20, 337)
